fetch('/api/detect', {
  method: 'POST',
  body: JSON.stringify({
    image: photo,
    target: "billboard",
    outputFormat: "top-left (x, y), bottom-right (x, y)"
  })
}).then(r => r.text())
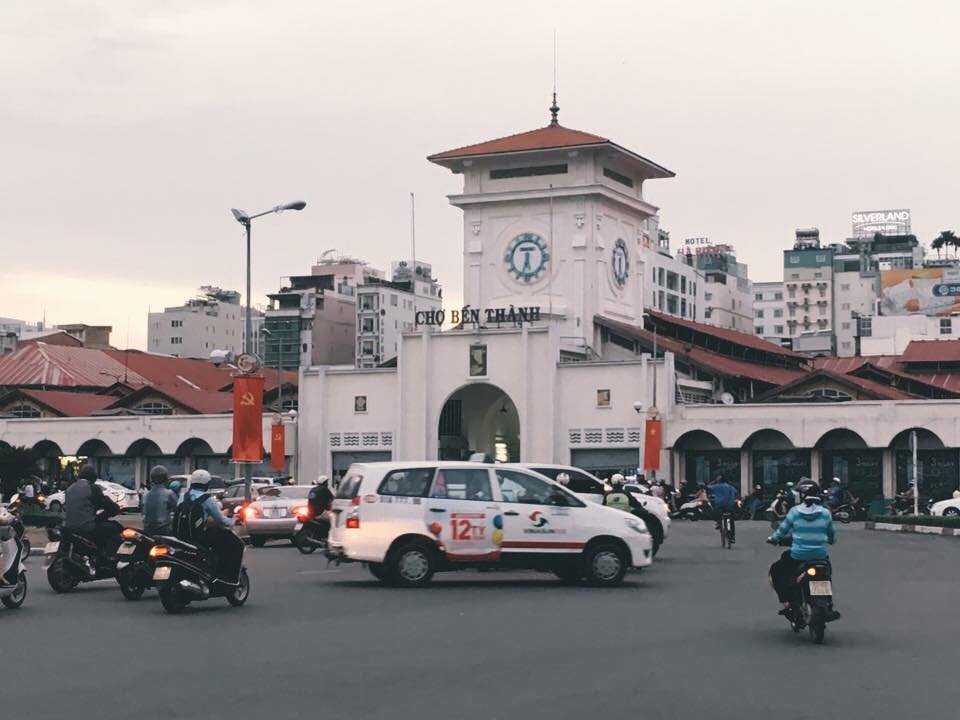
top-left (852, 209), bottom-right (911, 238)
top-left (880, 267), bottom-right (960, 316)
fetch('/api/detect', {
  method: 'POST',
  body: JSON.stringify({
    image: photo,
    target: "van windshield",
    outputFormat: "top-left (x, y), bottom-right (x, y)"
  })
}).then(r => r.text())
top-left (335, 474), bottom-right (363, 499)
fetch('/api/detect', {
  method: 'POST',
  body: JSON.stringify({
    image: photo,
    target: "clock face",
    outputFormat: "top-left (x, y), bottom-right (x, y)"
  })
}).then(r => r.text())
top-left (612, 238), bottom-right (630, 287)
top-left (504, 233), bottom-right (550, 283)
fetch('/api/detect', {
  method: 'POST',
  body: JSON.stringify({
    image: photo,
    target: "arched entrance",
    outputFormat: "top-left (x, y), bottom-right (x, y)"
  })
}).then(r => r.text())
top-left (438, 383), bottom-right (519, 462)
top-left (743, 429), bottom-right (807, 500)
top-left (890, 428), bottom-right (956, 502)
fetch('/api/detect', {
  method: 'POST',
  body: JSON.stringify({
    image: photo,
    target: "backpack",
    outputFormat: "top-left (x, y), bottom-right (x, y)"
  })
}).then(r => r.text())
top-left (172, 492), bottom-right (210, 542)
top-left (605, 492), bottom-right (632, 513)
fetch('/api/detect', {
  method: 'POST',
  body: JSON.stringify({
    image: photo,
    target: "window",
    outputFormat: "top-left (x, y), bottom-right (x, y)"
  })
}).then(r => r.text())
top-left (378, 468), bottom-right (434, 497)
top-left (10, 404), bottom-right (41, 418)
top-left (790, 272), bottom-right (800, 280)
top-left (809, 388), bottom-right (852, 402)
top-left (704, 292), bottom-right (713, 301)
top-left (859, 317), bottom-right (872, 337)
top-left (755, 326), bottom-right (764, 335)
top-left (755, 309), bottom-right (765, 318)
top-left (361, 340), bottom-right (374, 355)
top-left (681, 276), bottom-right (687, 293)
top-left (596, 389), bottom-right (611, 408)
top-left (171, 320), bottom-right (182, 328)
top-left (490, 164), bottom-right (568, 179)
top-left (361, 317), bottom-right (375, 333)
top-left (495, 469), bottom-right (582, 506)
top-left (940, 318), bottom-right (952, 335)
top-left (430, 469), bottom-right (493, 501)
top-left (789, 307), bottom-right (796, 317)
top-left (841, 303), bottom-right (850, 310)
top-left (814, 272), bottom-right (823, 279)
top-left (602, 167), bottom-right (634, 187)
top-left (469, 344), bottom-right (487, 376)
top-left (657, 268), bottom-right (665, 286)
top-left (530, 468), bottom-right (602, 495)
top-left (136, 401), bottom-right (173, 415)
top-left (773, 309), bottom-right (783, 318)
top-left (841, 322), bottom-right (851, 330)
top-left (691, 282), bottom-right (696, 296)
top-left (681, 298), bottom-right (687, 317)
top-left (658, 290), bottom-right (665, 309)
top-left (171, 337), bottom-right (182, 345)
top-left (666, 272), bottom-right (678, 291)
top-left (666, 294), bottom-right (679, 314)
top-left (816, 254), bottom-right (826, 263)
top-left (774, 292), bottom-right (783, 300)
top-left (774, 325), bottom-right (784, 334)
top-left (841, 342), bottom-right (852, 350)
top-left (390, 294), bottom-right (398, 307)
top-left (755, 292), bottom-right (764, 301)
top-left (789, 256), bottom-right (800, 265)
top-left (841, 284), bottom-right (850, 291)
top-left (360, 295), bottom-right (375, 311)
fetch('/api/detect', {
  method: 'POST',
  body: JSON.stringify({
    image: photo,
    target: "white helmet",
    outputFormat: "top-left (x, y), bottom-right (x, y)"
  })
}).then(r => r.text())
top-left (611, 473), bottom-right (625, 488)
top-left (314, 474), bottom-right (329, 486)
top-left (556, 472), bottom-right (570, 486)
top-left (189, 469), bottom-right (212, 488)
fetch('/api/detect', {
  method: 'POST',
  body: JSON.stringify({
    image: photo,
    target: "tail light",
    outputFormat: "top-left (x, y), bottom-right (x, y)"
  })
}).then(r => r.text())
top-left (806, 567), bottom-right (817, 577)
top-left (346, 516), bottom-right (360, 529)
top-left (293, 505), bottom-right (311, 522)
top-left (121, 528), bottom-right (139, 540)
top-left (351, 496), bottom-right (361, 506)
top-left (149, 545), bottom-right (170, 558)
top-left (243, 506), bottom-right (259, 520)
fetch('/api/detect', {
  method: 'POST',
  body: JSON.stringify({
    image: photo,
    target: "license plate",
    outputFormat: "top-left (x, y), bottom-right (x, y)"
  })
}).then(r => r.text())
top-left (45, 541), bottom-right (60, 554)
top-left (809, 580), bottom-right (832, 596)
top-left (153, 566), bottom-right (171, 581)
top-left (118, 542), bottom-right (136, 556)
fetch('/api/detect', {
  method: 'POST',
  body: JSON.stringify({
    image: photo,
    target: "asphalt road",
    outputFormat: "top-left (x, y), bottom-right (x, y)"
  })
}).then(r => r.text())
top-left (7, 521), bottom-right (958, 720)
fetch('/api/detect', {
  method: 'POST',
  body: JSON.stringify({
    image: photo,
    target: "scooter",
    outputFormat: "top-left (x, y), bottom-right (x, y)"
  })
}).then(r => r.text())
top-left (771, 552), bottom-right (838, 644)
top-left (150, 534), bottom-right (250, 614)
top-left (830, 495), bottom-right (866, 523)
top-left (676, 498), bottom-right (712, 521)
top-left (115, 527), bottom-right (159, 600)
top-left (0, 494), bottom-right (28, 609)
top-left (293, 506), bottom-right (330, 555)
top-left (45, 511), bottom-right (123, 593)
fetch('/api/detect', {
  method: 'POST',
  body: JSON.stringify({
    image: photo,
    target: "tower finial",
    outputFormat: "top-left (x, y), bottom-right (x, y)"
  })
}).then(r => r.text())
top-left (549, 30), bottom-right (559, 125)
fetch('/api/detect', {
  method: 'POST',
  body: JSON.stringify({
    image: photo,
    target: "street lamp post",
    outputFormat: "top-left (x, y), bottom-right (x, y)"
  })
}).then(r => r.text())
top-left (230, 200), bottom-right (306, 501)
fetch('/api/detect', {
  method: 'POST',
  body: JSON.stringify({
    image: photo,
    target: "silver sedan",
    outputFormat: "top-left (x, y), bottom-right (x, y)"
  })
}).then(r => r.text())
top-left (240, 485), bottom-right (312, 547)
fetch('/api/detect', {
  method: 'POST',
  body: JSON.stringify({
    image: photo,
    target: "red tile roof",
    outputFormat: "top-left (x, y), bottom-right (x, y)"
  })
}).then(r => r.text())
top-left (18, 331), bottom-right (83, 348)
top-left (3, 389), bottom-right (115, 417)
top-left (0, 343), bottom-right (150, 387)
top-left (645, 310), bottom-right (805, 361)
top-left (817, 354), bottom-right (960, 395)
top-left (103, 350), bottom-right (237, 394)
top-left (596, 316), bottom-right (807, 387)
top-left (429, 124), bottom-right (609, 161)
top-left (900, 340), bottom-right (960, 364)
top-left (104, 385), bottom-right (233, 415)
top-left (836, 373), bottom-right (921, 400)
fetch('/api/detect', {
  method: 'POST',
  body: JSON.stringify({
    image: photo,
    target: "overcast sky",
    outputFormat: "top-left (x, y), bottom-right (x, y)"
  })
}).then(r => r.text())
top-left (2, 0), bottom-right (957, 349)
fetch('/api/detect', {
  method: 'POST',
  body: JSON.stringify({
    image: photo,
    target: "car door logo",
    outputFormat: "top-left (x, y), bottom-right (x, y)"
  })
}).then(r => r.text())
top-left (529, 511), bottom-right (548, 527)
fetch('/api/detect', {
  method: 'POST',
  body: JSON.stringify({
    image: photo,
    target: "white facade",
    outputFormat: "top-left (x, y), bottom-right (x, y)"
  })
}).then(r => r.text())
top-left (703, 276), bottom-right (754, 334)
top-left (642, 243), bottom-right (703, 322)
top-left (752, 281), bottom-right (786, 343)
top-left (833, 271), bottom-right (879, 357)
top-left (859, 314), bottom-right (960, 355)
top-left (148, 288), bottom-right (243, 359)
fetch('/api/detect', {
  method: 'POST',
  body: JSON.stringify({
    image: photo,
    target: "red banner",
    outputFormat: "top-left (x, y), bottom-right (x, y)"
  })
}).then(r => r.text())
top-left (232, 375), bottom-right (264, 463)
top-left (270, 424), bottom-right (285, 471)
top-left (643, 419), bottom-right (662, 471)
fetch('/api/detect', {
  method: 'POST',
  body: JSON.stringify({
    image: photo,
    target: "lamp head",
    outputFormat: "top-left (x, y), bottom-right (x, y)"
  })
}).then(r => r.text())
top-left (230, 208), bottom-right (250, 224)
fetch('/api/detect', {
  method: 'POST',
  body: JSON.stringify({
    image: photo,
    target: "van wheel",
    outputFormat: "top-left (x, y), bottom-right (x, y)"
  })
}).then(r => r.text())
top-left (584, 543), bottom-right (628, 587)
top-left (386, 540), bottom-right (435, 588)
top-left (368, 562), bottom-right (390, 583)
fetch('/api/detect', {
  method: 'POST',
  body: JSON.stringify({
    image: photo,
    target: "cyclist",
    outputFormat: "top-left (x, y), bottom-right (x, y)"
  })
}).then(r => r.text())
top-left (708, 474), bottom-right (739, 544)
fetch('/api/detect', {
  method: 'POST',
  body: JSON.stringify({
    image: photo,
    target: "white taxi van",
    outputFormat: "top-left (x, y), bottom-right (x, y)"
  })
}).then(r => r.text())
top-left (327, 462), bottom-right (653, 587)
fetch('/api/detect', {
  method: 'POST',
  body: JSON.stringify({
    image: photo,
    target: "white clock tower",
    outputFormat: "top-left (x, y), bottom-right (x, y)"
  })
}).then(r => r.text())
top-left (429, 102), bottom-right (675, 354)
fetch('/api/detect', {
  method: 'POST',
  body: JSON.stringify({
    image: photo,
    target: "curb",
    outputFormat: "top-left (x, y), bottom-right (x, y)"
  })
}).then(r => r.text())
top-left (865, 521), bottom-right (960, 537)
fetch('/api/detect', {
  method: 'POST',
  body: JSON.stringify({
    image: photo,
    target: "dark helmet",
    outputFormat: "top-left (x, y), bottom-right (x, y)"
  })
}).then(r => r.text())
top-left (800, 481), bottom-right (822, 503)
top-left (150, 465), bottom-right (169, 486)
top-left (78, 465), bottom-right (97, 482)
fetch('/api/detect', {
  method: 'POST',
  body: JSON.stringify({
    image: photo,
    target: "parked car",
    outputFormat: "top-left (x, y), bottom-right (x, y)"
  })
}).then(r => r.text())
top-left (327, 461), bottom-right (653, 587)
top-left (506, 463), bottom-right (671, 555)
top-left (241, 485), bottom-right (313, 547)
top-left (220, 483), bottom-right (272, 517)
top-left (44, 480), bottom-right (128, 512)
top-left (929, 496), bottom-right (960, 517)
top-left (169, 474), bottom-right (227, 499)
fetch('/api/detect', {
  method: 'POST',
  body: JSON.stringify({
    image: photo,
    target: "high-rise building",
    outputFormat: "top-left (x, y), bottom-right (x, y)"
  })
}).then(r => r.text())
top-left (355, 261), bottom-right (442, 368)
top-left (783, 229), bottom-right (834, 354)
top-left (681, 242), bottom-right (753, 333)
top-left (642, 231), bottom-right (704, 322)
top-left (148, 287), bottom-right (241, 358)
top-left (752, 281), bottom-right (787, 345)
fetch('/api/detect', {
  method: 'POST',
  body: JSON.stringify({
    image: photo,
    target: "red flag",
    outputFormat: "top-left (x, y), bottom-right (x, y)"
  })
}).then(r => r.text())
top-left (643, 419), bottom-right (662, 471)
top-left (270, 424), bottom-right (285, 471)
top-left (232, 375), bottom-right (264, 462)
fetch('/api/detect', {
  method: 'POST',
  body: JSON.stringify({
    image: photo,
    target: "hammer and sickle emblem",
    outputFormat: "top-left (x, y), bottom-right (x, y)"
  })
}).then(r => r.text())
top-left (240, 391), bottom-right (255, 407)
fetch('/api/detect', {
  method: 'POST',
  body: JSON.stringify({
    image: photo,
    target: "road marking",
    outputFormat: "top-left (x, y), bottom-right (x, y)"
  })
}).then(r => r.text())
top-left (297, 569), bottom-right (342, 575)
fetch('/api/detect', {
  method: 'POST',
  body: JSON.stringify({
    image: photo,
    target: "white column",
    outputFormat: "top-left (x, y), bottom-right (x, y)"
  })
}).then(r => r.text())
top-left (809, 449), bottom-right (821, 484)
top-left (519, 325), bottom-right (530, 461)
top-left (740, 449), bottom-right (751, 496)
top-left (882, 448), bottom-right (896, 499)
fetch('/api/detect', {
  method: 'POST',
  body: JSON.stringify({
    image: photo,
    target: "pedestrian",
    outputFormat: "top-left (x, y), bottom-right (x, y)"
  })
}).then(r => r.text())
top-left (142, 465), bottom-right (178, 536)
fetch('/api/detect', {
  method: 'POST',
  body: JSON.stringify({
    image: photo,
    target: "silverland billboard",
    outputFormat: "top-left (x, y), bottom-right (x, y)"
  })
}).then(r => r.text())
top-left (852, 209), bottom-right (911, 238)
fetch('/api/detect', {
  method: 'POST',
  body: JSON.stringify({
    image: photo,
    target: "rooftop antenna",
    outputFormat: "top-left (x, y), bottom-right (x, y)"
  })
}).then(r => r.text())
top-left (410, 192), bottom-right (417, 274)
top-left (549, 30), bottom-right (559, 126)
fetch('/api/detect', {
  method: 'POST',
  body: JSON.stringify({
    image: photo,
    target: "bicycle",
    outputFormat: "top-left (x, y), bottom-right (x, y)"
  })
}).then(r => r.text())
top-left (719, 512), bottom-right (734, 549)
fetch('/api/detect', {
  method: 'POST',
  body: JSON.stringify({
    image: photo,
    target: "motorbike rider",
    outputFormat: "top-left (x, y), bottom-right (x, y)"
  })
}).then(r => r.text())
top-left (826, 477), bottom-right (844, 509)
top-left (603, 474), bottom-right (633, 512)
top-left (64, 464), bottom-right (122, 559)
top-left (746, 483), bottom-right (765, 520)
top-left (767, 481), bottom-right (840, 623)
top-left (0, 502), bottom-right (22, 587)
top-left (142, 465), bottom-right (178, 536)
top-left (708, 474), bottom-right (739, 543)
top-left (179, 469), bottom-right (244, 583)
top-left (307, 475), bottom-right (334, 519)
top-left (555, 472), bottom-right (571, 488)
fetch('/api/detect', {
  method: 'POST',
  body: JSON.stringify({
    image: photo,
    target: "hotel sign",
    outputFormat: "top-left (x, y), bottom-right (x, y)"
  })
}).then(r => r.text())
top-left (852, 209), bottom-right (911, 238)
top-left (415, 305), bottom-right (542, 327)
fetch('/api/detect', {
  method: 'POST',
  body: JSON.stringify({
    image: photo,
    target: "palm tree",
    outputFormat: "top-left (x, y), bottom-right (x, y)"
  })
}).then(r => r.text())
top-left (934, 230), bottom-right (959, 259)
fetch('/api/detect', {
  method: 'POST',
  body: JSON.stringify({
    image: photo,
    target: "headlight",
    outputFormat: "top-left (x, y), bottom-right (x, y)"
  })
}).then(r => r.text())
top-left (625, 517), bottom-right (648, 534)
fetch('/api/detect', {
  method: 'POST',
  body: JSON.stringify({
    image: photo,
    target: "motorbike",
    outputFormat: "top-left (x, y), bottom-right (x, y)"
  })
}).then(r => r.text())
top-left (45, 513), bottom-right (123, 593)
top-left (293, 506), bottom-right (330, 555)
top-left (830, 495), bottom-right (867, 523)
top-left (3, 494), bottom-right (30, 559)
top-left (675, 497), bottom-right (712, 521)
top-left (774, 555), bottom-right (838, 644)
top-left (0, 494), bottom-right (28, 609)
top-left (115, 527), bottom-right (159, 600)
top-left (150, 534), bottom-right (250, 614)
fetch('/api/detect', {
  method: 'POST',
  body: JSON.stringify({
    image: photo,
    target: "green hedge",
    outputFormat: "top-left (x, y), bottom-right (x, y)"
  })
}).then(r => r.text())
top-left (868, 514), bottom-right (960, 529)
top-left (20, 509), bottom-right (64, 529)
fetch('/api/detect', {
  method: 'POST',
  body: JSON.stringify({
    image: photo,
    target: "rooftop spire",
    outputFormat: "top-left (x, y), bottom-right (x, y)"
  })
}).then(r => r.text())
top-left (549, 91), bottom-right (559, 126)
top-left (549, 30), bottom-right (559, 126)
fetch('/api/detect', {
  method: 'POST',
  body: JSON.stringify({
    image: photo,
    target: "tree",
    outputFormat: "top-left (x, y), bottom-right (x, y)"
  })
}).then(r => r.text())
top-left (0, 445), bottom-right (38, 501)
top-left (935, 230), bottom-right (960, 259)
